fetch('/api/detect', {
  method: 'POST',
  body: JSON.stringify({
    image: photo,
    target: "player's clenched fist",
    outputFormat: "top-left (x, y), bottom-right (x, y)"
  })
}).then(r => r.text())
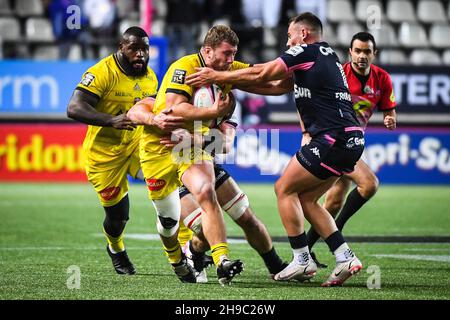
top-left (384, 115), bottom-right (396, 130)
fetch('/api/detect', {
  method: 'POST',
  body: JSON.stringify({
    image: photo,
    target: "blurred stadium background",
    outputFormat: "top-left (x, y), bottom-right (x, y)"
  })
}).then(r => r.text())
top-left (0, 0), bottom-right (450, 300)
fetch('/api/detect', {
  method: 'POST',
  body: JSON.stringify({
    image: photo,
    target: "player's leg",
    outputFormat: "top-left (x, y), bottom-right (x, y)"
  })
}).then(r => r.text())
top-left (88, 161), bottom-right (135, 275)
top-left (181, 160), bottom-right (243, 285)
top-left (215, 172), bottom-right (286, 276)
top-left (334, 159), bottom-right (379, 231)
top-left (178, 187), bottom-right (213, 282)
top-left (273, 156), bottom-right (337, 281)
top-left (306, 176), bottom-right (351, 268)
top-left (141, 155), bottom-right (196, 283)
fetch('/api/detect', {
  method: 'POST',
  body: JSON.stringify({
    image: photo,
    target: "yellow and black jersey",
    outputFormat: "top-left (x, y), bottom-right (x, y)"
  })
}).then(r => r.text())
top-left (142, 52), bottom-right (249, 154)
top-left (76, 54), bottom-right (158, 159)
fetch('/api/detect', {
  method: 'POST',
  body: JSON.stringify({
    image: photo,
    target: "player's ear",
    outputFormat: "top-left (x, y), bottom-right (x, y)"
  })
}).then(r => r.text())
top-left (373, 49), bottom-right (378, 56)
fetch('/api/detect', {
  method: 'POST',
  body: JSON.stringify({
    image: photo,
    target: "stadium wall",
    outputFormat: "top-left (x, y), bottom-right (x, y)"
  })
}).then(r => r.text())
top-left (0, 124), bottom-right (449, 184)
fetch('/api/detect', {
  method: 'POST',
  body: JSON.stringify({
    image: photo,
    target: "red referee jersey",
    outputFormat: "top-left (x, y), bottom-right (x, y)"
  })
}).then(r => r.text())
top-left (343, 62), bottom-right (396, 129)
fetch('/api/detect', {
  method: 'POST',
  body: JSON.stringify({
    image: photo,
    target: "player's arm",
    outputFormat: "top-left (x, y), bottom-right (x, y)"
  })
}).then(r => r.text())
top-left (127, 97), bottom-right (185, 132)
top-left (383, 109), bottom-right (397, 130)
top-left (166, 91), bottom-right (232, 121)
top-left (218, 122), bottom-right (237, 154)
top-left (67, 89), bottom-right (136, 130)
top-left (235, 77), bottom-right (294, 96)
top-left (185, 59), bottom-right (288, 88)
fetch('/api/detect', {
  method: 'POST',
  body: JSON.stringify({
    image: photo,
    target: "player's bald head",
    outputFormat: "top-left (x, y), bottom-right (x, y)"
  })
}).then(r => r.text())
top-left (121, 26), bottom-right (149, 44)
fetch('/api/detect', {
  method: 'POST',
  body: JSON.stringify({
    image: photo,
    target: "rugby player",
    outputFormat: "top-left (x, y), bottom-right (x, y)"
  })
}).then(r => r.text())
top-left (127, 26), bottom-right (246, 285)
top-left (66, 27), bottom-right (182, 275)
top-left (173, 99), bottom-right (288, 282)
top-left (186, 13), bottom-right (364, 287)
top-left (306, 32), bottom-right (397, 268)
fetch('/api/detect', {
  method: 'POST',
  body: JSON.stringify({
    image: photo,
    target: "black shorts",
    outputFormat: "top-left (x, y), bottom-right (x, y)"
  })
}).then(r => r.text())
top-left (179, 163), bottom-right (231, 198)
top-left (296, 127), bottom-right (365, 180)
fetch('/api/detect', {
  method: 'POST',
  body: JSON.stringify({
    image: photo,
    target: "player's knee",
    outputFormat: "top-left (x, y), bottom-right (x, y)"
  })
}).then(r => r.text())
top-left (324, 198), bottom-right (344, 216)
top-left (237, 210), bottom-right (263, 233)
top-left (274, 179), bottom-right (285, 197)
top-left (194, 182), bottom-right (217, 204)
top-left (152, 189), bottom-right (181, 237)
top-left (360, 174), bottom-right (379, 199)
top-left (222, 193), bottom-right (249, 221)
top-left (183, 208), bottom-right (203, 234)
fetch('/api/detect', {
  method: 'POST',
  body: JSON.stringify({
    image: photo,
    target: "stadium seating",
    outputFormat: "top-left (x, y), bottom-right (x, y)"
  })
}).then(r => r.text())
top-left (0, 0), bottom-right (12, 15)
top-left (442, 50), bottom-right (450, 65)
top-left (33, 44), bottom-right (59, 60)
top-left (417, 0), bottom-right (447, 23)
top-left (25, 18), bottom-right (55, 42)
top-left (386, 0), bottom-right (416, 23)
top-left (337, 22), bottom-right (364, 47)
top-left (369, 22), bottom-right (397, 48)
top-left (15, 0), bottom-right (44, 17)
top-left (378, 49), bottom-right (408, 65)
top-left (355, 0), bottom-right (384, 23)
top-left (429, 24), bottom-right (450, 48)
top-left (0, 17), bottom-right (20, 41)
top-left (0, 0), bottom-right (449, 65)
top-left (327, 0), bottom-right (355, 23)
top-left (398, 22), bottom-right (429, 48)
top-left (410, 49), bottom-right (442, 65)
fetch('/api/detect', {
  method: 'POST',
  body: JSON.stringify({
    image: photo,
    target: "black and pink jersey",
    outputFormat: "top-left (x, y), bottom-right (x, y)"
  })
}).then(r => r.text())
top-left (278, 42), bottom-right (360, 136)
top-left (343, 62), bottom-right (396, 129)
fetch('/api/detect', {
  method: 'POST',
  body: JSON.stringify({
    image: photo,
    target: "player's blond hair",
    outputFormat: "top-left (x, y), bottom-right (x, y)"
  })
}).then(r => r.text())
top-left (203, 25), bottom-right (239, 48)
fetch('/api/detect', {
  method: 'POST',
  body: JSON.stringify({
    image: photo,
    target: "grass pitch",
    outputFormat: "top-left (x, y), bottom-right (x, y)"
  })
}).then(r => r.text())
top-left (0, 183), bottom-right (449, 300)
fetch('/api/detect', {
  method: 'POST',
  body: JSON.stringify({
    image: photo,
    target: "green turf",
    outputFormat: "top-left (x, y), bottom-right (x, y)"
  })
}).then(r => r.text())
top-left (0, 183), bottom-right (449, 300)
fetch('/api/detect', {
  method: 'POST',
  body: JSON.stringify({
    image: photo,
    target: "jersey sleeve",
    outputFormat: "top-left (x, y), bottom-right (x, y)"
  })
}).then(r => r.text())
top-left (147, 68), bottom-right (159, 97)
top-left (378, 72), bottom-right (396, 111)
top-left (279, 44), bottom-right (317, 72)
top-left (75, 61), bottom-right (110, 99)
top-left (165, 59), bottom-right (196, 100)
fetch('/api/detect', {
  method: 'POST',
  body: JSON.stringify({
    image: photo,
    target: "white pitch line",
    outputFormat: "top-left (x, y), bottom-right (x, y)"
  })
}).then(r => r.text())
top-left (94, 233), bottom-right (249, 244)
top-left (372, 254), bottom-right (450, 263)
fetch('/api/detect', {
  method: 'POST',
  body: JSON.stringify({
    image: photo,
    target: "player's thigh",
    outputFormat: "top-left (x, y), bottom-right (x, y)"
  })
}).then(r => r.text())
top-left (180, 160), bottom-right (216, 196)
top-left (215, 176), bottom-right (241, 206)
top-left (87, 163), bottom-right (130, 207)
top-left (345, 159), bottom-right (378, 188)
top-left (276, 155), bottom-right (332, 196)
top-left (127, 143), bottom-right (142, 180)
top-left (324, 176), bottom-right (352, 206)
top-left (140, 153), bottom-right (180, 200)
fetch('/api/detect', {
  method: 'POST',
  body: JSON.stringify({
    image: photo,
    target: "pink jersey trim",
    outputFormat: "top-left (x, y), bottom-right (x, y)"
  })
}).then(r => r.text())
top-left (324, 134), bottom-right (336, 145)
top-left (320, 163), bottom-right (341, 176)
top-left (288, 61), bottom-right (315, 72)
top-left (344, 126), bottom-right (363, 132)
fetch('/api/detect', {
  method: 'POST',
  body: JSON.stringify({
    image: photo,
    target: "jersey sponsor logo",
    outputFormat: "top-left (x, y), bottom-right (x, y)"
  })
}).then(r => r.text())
top-left (80, 72), bottom-right (95, 87)
top-left (319, 46), bottom-right (335, 56)
top-left (310, 147), bottom-right (321, 158)
top-left (171, 69), bottom-right (187, 84)
top-left (390, 90), bottom-right (396, 103)
top-left (294, 84), bottom-right (311, 99)
top-left (336, 62), bottom-right (349, 88)
top-left (146, 178), bottom-right (166, 191)
top-left (285, 45), bottom-right (305, 56)
top-left (335, 91), bottom-right (352, 102)
top-left (363, 85), bottom-right (374, 95)
top-left (99, 186), bottom-right (121, 201)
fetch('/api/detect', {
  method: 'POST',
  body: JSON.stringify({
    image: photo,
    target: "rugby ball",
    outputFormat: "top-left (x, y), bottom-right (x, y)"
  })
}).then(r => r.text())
top-left (193, 84), bottom-right (221, 108)
top-left (192, 84), bottom-right (224, 125)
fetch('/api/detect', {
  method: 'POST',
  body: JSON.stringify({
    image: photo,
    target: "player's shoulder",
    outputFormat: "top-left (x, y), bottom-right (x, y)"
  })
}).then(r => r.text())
top-left (371, 63), bottom-right (390, 77)
top-left (284, 43), bottom-right (310, 57)
top-left (172, 53), bottom-right (201, 69)
top-left (231, 60), bottom-right (251, 71)
top-left (370, 64), bottom-right (393, 82)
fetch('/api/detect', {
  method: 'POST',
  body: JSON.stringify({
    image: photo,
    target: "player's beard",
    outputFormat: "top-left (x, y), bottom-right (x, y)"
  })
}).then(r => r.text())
top-left (122, 57), bottom-right (149, 77)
